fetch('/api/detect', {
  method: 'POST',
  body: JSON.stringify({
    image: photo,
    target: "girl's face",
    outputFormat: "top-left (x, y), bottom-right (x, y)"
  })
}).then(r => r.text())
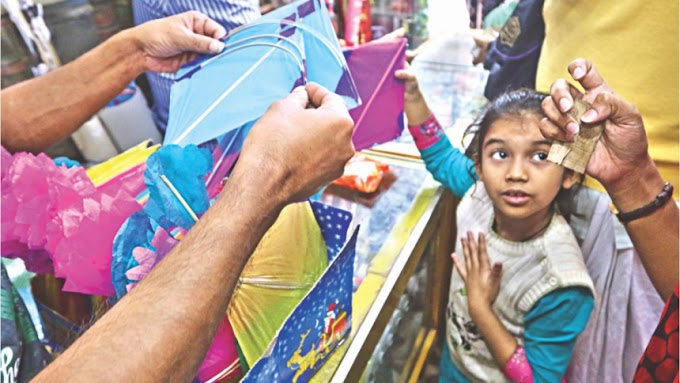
top-left (475, 114), bottom-right (578, 225)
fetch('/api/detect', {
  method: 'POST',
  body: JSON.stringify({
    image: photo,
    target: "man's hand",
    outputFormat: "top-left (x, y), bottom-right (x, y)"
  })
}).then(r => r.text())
top-left (539, 58), bottom-right (651, 191)
top-left (539, 59), bottom-right (678, 301)
top-left (30, 85), bottom-right (352, 383)
top-left (127, 11), bottom-right (227, 73)
top-left (453, 231), bottom-right (503, 320)
top-left (232, 83), bottom-right (355, 205)
top-left (1, 11), bottom-right (229, 153)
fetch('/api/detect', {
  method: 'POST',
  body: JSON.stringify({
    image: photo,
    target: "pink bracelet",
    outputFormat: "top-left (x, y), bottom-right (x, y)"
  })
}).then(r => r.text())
top-left (503, 345), bottom-right (534, 383)
top-left (408, 113), bottom-right (444, 150)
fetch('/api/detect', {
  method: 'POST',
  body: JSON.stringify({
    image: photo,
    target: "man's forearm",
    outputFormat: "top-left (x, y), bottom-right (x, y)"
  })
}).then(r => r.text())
top-left (1, 29), bottom-right (146, 153)
top-left (624, 201), bottom-right (679, 300)
top-left (33, 166), bottom-right (286, 383)
top-left (604, 158), bottom-right (679, 300)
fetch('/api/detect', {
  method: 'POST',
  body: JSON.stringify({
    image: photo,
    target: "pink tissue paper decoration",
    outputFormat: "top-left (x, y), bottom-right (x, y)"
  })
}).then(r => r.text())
top-left (1, 147), bottom-right (142, 296)
top-left (124, 226), bottom-right (179, 292)
top-left (96, 162), bottom-right (148, 199)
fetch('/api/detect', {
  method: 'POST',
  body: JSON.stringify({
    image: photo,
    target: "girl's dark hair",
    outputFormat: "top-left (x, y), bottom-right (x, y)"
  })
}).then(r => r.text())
top-left (463, 88), bottom-right (582, 221)
top-left (463, 88), bottom-right (548, 162)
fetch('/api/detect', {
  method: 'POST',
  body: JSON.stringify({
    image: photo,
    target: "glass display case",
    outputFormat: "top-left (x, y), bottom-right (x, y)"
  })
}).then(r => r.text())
top-left (311, 154), bottom-right (458, 382)
top-left (309, 32), bottom-right (489, 381)
top-left (359, 252), bottom-right (431, 382)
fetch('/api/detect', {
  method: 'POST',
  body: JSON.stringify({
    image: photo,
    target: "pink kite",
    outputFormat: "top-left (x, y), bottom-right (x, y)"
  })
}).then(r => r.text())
top-left (344, 38), bottom-right (407, 150)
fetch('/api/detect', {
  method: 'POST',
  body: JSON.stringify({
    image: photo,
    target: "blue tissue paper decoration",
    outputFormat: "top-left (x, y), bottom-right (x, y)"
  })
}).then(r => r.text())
top-left (144, 145), bottom-right (212, 230)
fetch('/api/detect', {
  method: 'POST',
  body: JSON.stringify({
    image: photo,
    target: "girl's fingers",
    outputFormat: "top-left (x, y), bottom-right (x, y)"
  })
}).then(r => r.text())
top-left (466, 231), bottom-right (479, 270)
top-left (478, 233), bottom-right (491, 270)
top-left (461, 236), bottom-right (471, 272)
top-left (394, 69), bottom-right (416, 81)
top-left (452, 253), bottom-right (467, 282)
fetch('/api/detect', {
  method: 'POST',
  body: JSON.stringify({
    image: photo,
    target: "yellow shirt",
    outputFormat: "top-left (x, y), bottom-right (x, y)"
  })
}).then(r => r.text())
top-left (537, 1), bottom-right (679, 195)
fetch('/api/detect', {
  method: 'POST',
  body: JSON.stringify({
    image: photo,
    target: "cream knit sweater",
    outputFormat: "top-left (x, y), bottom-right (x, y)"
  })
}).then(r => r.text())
top-left (446, 182), bottom-right (595, 382)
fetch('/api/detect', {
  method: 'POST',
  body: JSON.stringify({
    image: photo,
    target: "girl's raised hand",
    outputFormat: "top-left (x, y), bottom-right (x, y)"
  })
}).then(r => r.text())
top-left (452, 231), bottom-right (503, 318)
top-left (394, 64), bottom-right (431, 126)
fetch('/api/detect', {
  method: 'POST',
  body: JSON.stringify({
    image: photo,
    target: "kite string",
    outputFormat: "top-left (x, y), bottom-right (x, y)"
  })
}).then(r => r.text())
top-left (201, 33), bottom-right (305, 69)
top-left (229, 18), bottom-right (346, 68)
top-left (173, 41), bottom-right (298, 145)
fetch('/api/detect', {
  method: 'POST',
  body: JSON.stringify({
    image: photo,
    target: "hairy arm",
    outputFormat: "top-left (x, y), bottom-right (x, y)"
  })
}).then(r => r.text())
top-left (540, 58), bottom-right (678, 300)
top-left (33, 161), bottom-right (285, 383)
top-left (32, 82), bottom-right (355, 382)
top-left (1, 32), bottom-right (145, 153)
top-left (1, 11), bottom-right (225, 153)
top-left (604, 159), bottom-right (678, 300)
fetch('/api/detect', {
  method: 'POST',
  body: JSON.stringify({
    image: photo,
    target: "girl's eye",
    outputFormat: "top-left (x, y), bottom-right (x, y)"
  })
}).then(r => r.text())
top-left (533, 152), bottom-right (549, 161)
top-left (491, 151), bottom-right (507, 160)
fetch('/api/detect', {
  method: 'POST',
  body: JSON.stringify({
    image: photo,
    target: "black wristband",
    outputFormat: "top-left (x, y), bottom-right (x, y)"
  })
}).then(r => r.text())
top-left (616, 182), bottom-right (674, 223)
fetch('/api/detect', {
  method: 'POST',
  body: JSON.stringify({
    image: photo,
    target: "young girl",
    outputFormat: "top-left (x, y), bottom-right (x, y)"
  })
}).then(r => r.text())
top-left (395, 69), bottom-right (595, 383)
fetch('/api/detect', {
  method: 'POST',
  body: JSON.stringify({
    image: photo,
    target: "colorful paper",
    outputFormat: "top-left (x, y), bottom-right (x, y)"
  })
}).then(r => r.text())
top-left (87, 141), bottom-right (159, 200)
top-left (243, 226), bottom-right (357, 383)
top-left (0, 147), bottom-right (141, 296)
top-left (86, 140), bottom-right (159, 187)
top-left (143, 145), bottom-right (213, 230)
top-left (203, 120), bottom-right (255, 198)
top-left (228, 202), bottom-right (330, 367)
top-left (163, 0), bottom-right (360, 148)
top-left (110, 145), bottom-right (355, 382)
top-left (111, 145), bottom-right (239, 382)
top-left (331, 154), bottom-right (390, 193)
top-left (343, 38), bottom-right (406, 150)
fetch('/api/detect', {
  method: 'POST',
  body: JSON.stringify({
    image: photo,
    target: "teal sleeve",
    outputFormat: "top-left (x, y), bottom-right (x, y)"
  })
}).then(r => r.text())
top-left (419, 135), bottom-right (477, 198)
top-left (523, 287), bottom-right (594, 383)
top-left (439, 341), bottom-right (472, 383)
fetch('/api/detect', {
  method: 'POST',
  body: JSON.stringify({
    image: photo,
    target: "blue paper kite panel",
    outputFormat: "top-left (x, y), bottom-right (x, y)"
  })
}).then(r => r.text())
top-left (164, 0), bottom-right (360, 147)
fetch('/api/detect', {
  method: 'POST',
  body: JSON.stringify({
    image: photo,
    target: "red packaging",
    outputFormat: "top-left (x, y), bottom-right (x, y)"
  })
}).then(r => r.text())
top-left (332, 154), bottom-right (390, 193)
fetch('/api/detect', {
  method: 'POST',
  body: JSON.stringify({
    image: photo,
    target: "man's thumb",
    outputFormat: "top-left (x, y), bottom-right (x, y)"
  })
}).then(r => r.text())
top-left (581, 91), bottom-right (641, 127)
top-left (189, 35), bottom-right (224, 54)
top-left (283, 86), bottom-right (310, 109)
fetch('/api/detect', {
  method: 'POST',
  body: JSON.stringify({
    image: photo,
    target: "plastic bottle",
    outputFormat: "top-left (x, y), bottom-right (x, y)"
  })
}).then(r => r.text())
top-left (70, 115), bottom-right (118, 163)
top-left (97, 81), bottom-right (162, 151)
